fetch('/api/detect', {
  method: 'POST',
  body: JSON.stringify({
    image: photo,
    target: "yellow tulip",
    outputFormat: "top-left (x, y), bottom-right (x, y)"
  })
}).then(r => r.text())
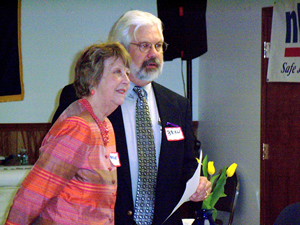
top-left (226, 163), bottom-right (238, 177)
top-left (207, 161), bottom-right (215, 175)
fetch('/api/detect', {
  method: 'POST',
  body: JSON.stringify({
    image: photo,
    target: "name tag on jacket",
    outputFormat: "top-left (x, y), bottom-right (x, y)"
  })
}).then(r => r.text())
top-left (165, 127), bottom-right (185, 141)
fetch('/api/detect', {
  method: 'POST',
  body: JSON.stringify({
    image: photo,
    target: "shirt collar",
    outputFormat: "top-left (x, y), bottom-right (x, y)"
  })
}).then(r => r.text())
top-left (126, 82), bottom-right (152, 99)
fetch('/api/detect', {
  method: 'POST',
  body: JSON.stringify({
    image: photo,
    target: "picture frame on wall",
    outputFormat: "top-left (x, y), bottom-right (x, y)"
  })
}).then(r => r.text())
top-left (0, 0), bottom-right (24, 103)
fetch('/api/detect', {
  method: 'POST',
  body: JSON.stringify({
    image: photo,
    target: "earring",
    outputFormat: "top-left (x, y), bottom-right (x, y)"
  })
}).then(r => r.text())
top-left (90, 89), bottom-right (95, 95)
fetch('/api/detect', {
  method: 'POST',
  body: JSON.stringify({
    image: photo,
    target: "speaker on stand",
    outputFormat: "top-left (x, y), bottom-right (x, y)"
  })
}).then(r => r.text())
top-left (157, 0), bottom-right (207, 111)
top-left (157, 4), bottom-right (208, 216)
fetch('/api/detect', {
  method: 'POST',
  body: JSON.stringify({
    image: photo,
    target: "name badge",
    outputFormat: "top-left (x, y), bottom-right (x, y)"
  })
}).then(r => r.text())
top-left (109, 152), bottom-right (121, 167)
top-left (165, 127), bottom-right (185, 141)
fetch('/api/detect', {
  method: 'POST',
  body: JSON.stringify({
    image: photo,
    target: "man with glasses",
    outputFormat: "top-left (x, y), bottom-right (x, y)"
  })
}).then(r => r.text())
top-left (52, 10), bottom-right (211, 225)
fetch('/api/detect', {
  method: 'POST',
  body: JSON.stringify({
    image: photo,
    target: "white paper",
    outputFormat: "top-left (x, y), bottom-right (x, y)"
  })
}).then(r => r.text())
top-left (182, 218), bottom-right (195, 225)
top-left (163, 150), bottom-right (202, 223)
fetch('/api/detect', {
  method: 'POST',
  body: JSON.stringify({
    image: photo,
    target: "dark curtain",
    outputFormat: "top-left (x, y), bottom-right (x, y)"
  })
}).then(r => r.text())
top-left (0, 0), bottom-right (24, 102)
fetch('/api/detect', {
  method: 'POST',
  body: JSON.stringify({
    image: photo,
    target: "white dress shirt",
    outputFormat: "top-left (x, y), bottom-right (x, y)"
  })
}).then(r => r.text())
top-left (121, 82), bottom-right (162, 205)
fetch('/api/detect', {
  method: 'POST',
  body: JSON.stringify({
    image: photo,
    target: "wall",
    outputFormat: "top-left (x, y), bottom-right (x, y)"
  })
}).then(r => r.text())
top-left (198, 1), bottom-right (273, 224)
top-left (0, 0), bottom-right (275, 224)
top-left (0, 0), bottom-right (199, 123)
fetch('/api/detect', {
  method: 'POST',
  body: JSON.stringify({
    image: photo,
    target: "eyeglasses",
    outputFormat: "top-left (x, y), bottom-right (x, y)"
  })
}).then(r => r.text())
top-left (129, 42), bottom-right (169, 53)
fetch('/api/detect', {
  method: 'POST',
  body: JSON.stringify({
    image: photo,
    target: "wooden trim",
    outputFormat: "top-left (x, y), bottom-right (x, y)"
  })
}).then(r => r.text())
top-left (260, 6), bottom-right (273, 225)
top-left (0, 123), bottom-right (52, 165)
top-left (0, 123), bottom-right (52, 131)
top-left (0, 121), bottom-right (198, 165)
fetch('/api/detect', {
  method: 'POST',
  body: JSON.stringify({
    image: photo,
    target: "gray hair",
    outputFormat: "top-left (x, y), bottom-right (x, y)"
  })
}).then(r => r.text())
top-left (108, 10), bottom-right (164, 50)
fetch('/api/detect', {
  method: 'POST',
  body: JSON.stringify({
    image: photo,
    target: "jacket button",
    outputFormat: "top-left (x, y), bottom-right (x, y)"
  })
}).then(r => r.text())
top-left (127, 210), bottom-right (133, 216)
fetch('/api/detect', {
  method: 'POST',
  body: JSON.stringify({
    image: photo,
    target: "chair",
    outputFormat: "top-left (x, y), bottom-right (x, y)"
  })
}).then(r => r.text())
top-left (214, 172), bottom-right (239, 225)
top-left (273, 202), bottom-right (300, 225)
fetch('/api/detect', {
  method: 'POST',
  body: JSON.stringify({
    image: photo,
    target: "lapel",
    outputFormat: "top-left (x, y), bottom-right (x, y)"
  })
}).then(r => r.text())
top-left (152, 82), bottom-right (188, 224)
top-left (152, 82), bottom-right (184, 174)
top-left (108, 106), bottom-right (133, 200)
top-left (152, 81), bottom-right (183, 147)
top-left (152, 82), bottom-right (177, 129)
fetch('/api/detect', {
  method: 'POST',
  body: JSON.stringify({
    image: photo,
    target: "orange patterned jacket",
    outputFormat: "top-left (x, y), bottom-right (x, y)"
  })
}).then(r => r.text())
top-left (5, 99), bottom-right (117, 225)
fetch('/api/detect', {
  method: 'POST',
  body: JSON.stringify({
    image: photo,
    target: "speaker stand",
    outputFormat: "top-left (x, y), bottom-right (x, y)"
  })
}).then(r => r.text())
top-left (187, 59), bottom-right (192, 114)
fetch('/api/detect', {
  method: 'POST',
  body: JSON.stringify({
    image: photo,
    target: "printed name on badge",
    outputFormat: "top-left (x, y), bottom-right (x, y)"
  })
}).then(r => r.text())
top-left (165, 127), bottom-right (185, 141)
top-left (109, 152), bottom-right (121, 167)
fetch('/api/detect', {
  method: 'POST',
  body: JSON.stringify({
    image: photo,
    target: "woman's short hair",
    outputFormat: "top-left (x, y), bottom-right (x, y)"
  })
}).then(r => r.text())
top-left (74, 42), bottom-right (131, 98)
top-left (108, 10), bottom-right (164, 50)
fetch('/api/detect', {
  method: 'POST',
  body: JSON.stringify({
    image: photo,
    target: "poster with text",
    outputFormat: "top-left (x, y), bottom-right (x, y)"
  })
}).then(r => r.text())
top-left (267, 0), bottom-right (300, 82)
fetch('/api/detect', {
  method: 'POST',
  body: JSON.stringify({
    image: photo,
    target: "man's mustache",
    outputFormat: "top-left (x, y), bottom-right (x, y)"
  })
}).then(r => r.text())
top-left (141, 58), bottom-right (161, 69)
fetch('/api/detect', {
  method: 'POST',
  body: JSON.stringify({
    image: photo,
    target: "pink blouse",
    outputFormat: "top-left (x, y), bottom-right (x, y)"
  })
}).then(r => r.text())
top-left (5, 99), bottom-right (118, 225)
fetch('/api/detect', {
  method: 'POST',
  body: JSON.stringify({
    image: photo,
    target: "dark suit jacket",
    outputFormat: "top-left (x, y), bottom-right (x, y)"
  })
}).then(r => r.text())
top-left (52, 82), bottom-right (198, 225)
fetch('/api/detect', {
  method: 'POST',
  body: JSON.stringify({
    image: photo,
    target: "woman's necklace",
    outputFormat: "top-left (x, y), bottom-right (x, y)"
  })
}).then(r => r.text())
top-left (79, 99), bottom-right (109, 146)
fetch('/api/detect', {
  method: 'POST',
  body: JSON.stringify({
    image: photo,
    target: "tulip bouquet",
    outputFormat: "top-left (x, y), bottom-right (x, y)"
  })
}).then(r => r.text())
top-left (200, 155), bottom-right (237, 220)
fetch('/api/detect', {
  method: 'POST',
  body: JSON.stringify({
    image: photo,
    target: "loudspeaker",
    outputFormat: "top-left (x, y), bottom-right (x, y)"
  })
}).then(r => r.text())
top-left (157, 0), bottom-right (207, 61)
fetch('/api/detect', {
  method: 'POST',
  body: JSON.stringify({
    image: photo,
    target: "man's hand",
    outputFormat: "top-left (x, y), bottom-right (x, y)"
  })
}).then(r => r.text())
top-left (189, 176), bottom-right (212, 202)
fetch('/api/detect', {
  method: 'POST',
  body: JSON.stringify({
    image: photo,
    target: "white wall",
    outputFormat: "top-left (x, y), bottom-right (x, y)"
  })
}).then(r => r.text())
top-left (0, 0), bottom-right (199, 123)
top-left (0, 0), bottom-right (275, 224)
top-left (198, 1), bottom-right (273, 224)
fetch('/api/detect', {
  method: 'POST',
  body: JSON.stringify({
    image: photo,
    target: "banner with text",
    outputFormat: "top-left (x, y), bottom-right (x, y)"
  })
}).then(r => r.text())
top-left (267, 0), bottom-right (300, 82)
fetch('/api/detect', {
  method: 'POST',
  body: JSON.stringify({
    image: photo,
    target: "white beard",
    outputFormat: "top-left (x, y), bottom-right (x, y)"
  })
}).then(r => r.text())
top-left (130, 59), bottom-right (164, 82)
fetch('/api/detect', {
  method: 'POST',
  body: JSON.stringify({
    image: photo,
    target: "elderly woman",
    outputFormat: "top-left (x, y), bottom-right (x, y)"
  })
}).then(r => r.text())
top-left (5, 42), bottom-right (131, 225)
